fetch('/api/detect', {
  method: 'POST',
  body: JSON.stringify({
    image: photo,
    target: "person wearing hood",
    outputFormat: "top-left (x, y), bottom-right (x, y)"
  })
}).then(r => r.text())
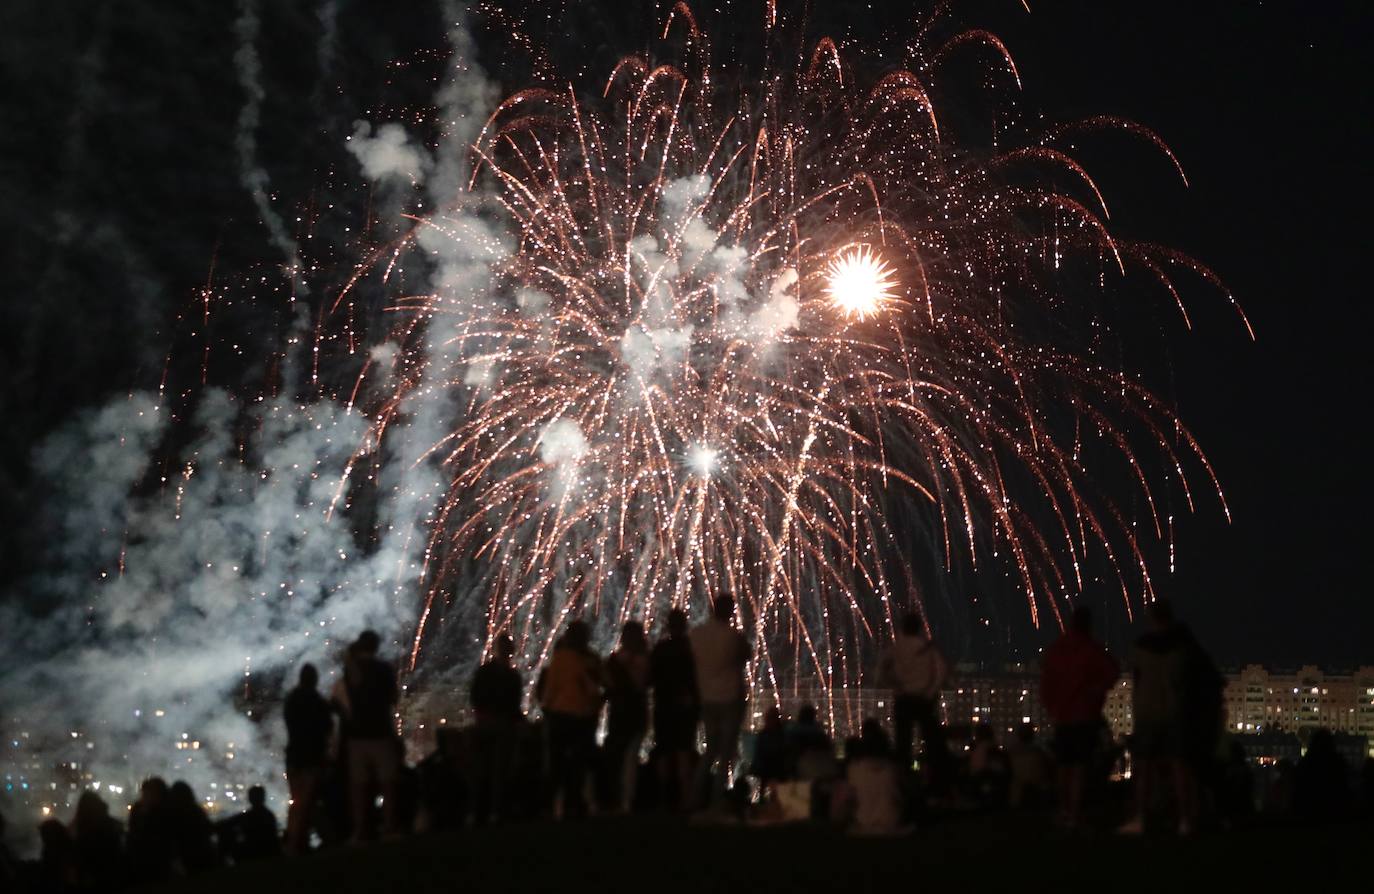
top-left (1119, 599), bottom-right (1220, 836)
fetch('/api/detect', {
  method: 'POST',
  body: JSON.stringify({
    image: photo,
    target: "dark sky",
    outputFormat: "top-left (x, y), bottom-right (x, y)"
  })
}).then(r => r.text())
top-left (1, 1), bottom-right (1368, 668)
top-left (993, 2), bottom-right (1371, 667)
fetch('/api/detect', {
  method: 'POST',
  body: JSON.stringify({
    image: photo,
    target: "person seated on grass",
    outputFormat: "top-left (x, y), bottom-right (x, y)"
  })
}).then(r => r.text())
top-left (965, 723), bottom-right (1010, 809)
top-left (786, 705), bottom-right (833, 776)
top-left (750, 707), bottom-right (789, 787)
top-left (219, 785), bottom-right (281, 863)
top-left (169, 781), bottom-right (219, 874)
top-left (1007, 723), bottom-right (1052, 809)
top-left (833, 719), bottom-right (907, 835)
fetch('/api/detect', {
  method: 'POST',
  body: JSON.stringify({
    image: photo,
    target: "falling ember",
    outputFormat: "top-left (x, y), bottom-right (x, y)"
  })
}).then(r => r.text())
top-left (824, 245), bottom-right (898, 320)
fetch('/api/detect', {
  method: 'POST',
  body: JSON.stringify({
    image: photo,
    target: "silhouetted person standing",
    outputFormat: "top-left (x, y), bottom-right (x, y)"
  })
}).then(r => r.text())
top-left (37, 818), bottom-right (77, 892)
top-left (341, 630), bottom-right (402, 840)
top-left (127, 777), bottom-right (175, 883)
top-left (1293, 729), bottom-right (1352, 821)
top-left (650, 608), bottom-right (699, 810)
top-left (1120, 599), bottom-right (1215, 835)
top-left (1362, 757), bottom-right (1374, 819)
top-left (603, 620), bottom-right (651, 812)
top-left (284, 662), bottom-right (333, 854)
top-left (538, 620), bottom-right (603, 819)
top-left (879, 612), bottom-right (951, 792)
top-left (1041, 605), bottom-right (1119, 829)
top-left (70, 790), bottom-right (125, 889)
top-left (690, 595), bottom-right (750, 811)
top-left (470, 633), bottom-right (523, 822)
top-left (0, 813), bottom-right (17, 892)
top-left (167, 781), bottom-right (217, 874)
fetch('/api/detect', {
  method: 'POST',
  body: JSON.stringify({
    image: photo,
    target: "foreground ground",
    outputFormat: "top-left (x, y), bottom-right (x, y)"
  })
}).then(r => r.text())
top-left (149, 814), bottom-right (1365, 893)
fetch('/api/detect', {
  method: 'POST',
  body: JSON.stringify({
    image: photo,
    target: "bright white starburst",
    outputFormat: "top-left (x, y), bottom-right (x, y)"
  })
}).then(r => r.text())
top-left (687, 444), bottom-right (720, 477)
top-left (823, 244), bottom-right (897, 319)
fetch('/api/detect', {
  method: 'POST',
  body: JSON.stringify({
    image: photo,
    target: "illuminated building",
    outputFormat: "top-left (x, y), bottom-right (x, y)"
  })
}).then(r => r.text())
top-left (1223, 665), bottom-right (1374, 755)
top-left (1100, 664), bottom-right (1374, 758)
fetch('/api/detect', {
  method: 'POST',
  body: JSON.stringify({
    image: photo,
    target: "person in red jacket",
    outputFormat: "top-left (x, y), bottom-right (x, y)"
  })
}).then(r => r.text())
top-left (1040, 606), bottom-right (1120, 829)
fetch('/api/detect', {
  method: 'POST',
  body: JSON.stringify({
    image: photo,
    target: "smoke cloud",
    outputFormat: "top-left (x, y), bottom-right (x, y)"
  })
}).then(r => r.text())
top-left (346, 121), bottom-right (430, 185)
top-left (0, 0), bottom-right (507, 849)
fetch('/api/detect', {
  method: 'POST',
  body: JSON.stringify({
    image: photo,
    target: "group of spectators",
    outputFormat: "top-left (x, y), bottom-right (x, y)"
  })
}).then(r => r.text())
top-left (3, 779), bottom-right (280, 890)
top-left (4, 597), bottom-right (1372, 891)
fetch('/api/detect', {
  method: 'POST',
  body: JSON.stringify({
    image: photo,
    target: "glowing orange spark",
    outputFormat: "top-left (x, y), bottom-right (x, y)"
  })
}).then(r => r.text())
top-left (824, 245), bottom-right (898, 319)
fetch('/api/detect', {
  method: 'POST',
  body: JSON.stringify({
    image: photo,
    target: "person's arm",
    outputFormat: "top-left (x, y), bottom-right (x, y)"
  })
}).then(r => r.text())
top-left (469, 665), bottom-right (483, 707)
top-left (587, 655), bottom-right (606, 703)
top-left (1101, 649), bottom-right (1122, 692)
top-left (1039, 656), bottom-right (1054, 712)
top-left (320, 697), bottom-right (336, 750)
top-left (877, 647), bottom-right (894, 689)
top-left (686, 650), bottom-right (701, 705)
top-left (930, 645), bottom-right (950, 697)
top-left (330, 678), bottom-right (351, 721)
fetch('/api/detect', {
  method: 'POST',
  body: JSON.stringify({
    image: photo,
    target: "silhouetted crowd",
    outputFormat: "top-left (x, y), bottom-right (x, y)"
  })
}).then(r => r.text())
top-left (3, 598), bottom-right (1371, 891)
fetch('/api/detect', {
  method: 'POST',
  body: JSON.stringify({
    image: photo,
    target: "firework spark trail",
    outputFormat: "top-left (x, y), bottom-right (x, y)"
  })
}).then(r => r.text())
top-left (378, 2), bottom-right (1249, 704)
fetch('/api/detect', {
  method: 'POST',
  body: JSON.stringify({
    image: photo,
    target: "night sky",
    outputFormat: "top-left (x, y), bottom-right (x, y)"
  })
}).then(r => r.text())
top-left (1, 1), bottom-right (1368, 668)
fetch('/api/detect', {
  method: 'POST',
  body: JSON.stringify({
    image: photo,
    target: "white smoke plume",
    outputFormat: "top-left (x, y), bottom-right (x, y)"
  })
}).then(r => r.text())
top-left (5, 389), bottom-right (392, 831)
top-left (537, 418), bottom-right (589, 467)
top-left (346, 121), bottom-right (431, 185)
top-left (0, 1), bottom-right (507, 848)
top-left (750, 267), bottom-right (801, 340)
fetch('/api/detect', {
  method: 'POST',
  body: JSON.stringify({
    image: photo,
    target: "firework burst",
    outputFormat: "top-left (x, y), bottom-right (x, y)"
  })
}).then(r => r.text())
top-left (343, 2), bottom-right (1250, 700)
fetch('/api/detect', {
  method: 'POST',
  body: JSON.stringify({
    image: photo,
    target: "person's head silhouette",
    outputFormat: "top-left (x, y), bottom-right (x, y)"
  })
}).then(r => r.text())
top-left (1148, 599), bottom-right (1174, 631)
top-left (564, 620), bottom-right (590, 651)
top-left (621, 620), bottom-right (647, 651)
top-left (356, 630), bottom-right (381, 657)
top-left (666, 608), bottom-right (689, 638)
top-left (858, 719), bottom-right (891, 758)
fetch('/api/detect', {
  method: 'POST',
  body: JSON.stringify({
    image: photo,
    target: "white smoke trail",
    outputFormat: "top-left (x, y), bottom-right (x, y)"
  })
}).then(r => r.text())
top-left (234, 0), bottom-right (301, 277)
top-left (358, 0), bottom-right (507, 679)
top-left (317, 0), bottom-right (339, 79)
